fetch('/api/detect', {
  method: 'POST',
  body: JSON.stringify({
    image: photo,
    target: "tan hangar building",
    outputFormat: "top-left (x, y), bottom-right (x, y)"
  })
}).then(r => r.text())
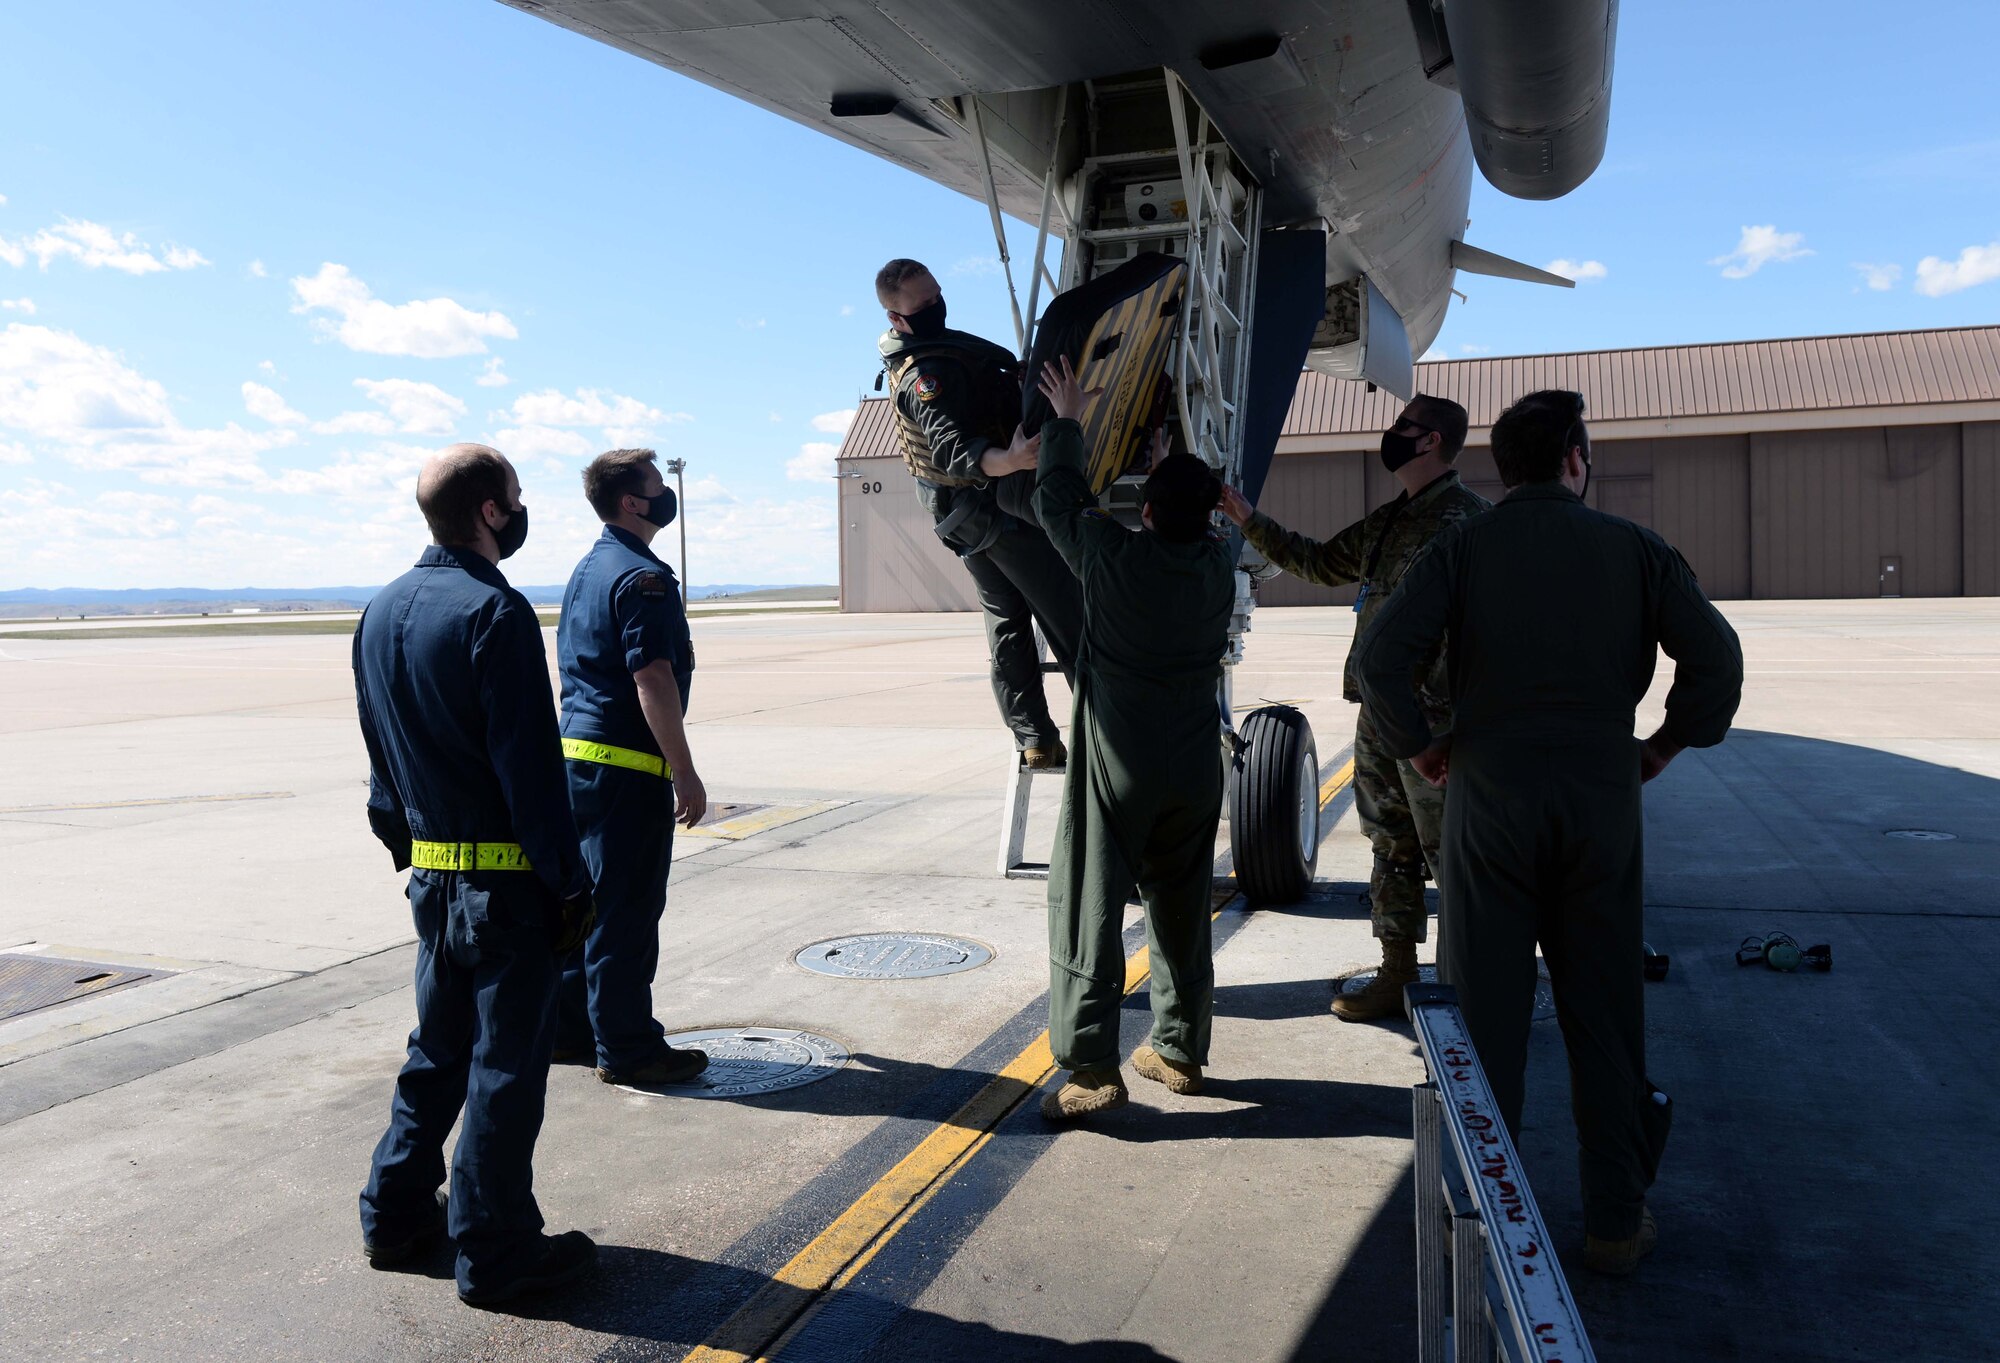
top-left (834, 325), bottom-right (2000, 609)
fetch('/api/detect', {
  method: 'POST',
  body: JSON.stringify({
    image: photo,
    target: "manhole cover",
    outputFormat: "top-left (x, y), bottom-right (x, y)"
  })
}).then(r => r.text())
top-left (794, 932), bottom-right (995, 980)
top-left (1886, 829), bottom-right (1955, 841)
top-left (607, 1027), bottom-right (849, 1098)
top-left (1337, 963), bottom-right (1556, 1022)
top-left (0, 954), bottom-right (163, 1022)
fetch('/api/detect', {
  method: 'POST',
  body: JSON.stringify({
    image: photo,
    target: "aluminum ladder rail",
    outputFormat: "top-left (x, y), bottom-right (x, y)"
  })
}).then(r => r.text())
top-left (1406, 982), bottom-right (1598, 1363)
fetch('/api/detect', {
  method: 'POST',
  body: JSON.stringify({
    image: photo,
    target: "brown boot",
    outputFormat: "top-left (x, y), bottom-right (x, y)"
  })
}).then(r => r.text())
top-left (1583, 1206), bottom-right (1659, 1276)
top-left (1331, 940), bottom-right (1420, 1023)
top-left (1039, 1068), bottom-right (1128, 1121)
top-left (1022, 736), bottom-right (1067, 770)
top-left (1131, 1045), bottom-right (1204, 1095)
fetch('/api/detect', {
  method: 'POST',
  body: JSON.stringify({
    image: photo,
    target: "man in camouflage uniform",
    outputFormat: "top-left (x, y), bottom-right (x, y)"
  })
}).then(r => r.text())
top-left (1218, 394), bottom-right (1487, 1021)
top-left (874, 257), bottom-right (1083, 768)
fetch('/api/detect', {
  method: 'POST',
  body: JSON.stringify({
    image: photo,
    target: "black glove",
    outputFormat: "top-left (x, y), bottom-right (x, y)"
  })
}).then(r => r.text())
top-left (552, 890), bottom-right (596, 955)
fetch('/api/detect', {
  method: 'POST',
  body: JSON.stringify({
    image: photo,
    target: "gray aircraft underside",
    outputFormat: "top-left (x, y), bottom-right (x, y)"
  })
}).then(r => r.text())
top-left (500, 0), bottom-right (1617, 395)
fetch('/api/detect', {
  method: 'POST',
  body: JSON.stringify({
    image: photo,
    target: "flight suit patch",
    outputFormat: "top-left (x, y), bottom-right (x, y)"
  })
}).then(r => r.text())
top-left (1082, 508), bottom-right (1112, 521)
top-left (914, 373), bottom-right (941, 402)
top-left (634, 572), bottom-right (670, 599)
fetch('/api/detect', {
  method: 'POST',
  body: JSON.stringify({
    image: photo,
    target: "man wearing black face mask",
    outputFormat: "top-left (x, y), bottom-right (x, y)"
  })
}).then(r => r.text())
top-left (874, 257), bottom-right (1084, 769)
top-left (1218, 394), bottom-right (1486, 1021)
top-left (553, 447), bottom-right (708, 1089)
top-left (355, 443), bottom-right (599, 1305)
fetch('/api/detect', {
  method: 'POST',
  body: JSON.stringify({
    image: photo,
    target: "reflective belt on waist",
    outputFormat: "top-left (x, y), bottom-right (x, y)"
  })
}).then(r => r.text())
top-left (561, 736), bottom-right (671, 778)
top-left (409, 840), bottom-right (533, 872)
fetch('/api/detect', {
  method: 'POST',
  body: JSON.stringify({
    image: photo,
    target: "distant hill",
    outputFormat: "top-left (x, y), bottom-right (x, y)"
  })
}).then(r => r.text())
top-left (0, 583), bottom-right (824, 617)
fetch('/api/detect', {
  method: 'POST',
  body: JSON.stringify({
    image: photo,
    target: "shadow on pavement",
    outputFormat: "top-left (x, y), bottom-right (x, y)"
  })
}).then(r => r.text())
top-left (502, 1244), bottom-right (1176, 1361)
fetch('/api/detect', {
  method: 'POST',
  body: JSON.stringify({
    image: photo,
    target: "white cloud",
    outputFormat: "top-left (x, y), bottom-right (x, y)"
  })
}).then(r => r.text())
top-left (1, 297), bottom-right (33, 314)
top-left (257, 359), bottom-right (276, 374)
top-left (260, 442), bottom-right (432, 498)
top-left (738, 317), bottom-right (767, 331)
top-left (491, 424), bottom-right (594, 460)
top-left (839, 304), bottom-right (855, 317)
top-left (810, 407), bottom-right (857, 434)
top-left (948, 255), bottom-right (1002, 278)
top-left (312, 410), bottom-right (397, 437)
top-left (241, 381), bottom-right (307, 426)
top-left (1852, 262), bottom-right (1902, 292)
top-left (290, 262), bottom-right (517, 358)
top-left (681, 486), bottom-right (836, 583)
top-left (1, 218), bottom-right (209, 275)
top-left (1914, 242), bottom-right (2000, 297)
top-left (502, 387), bottom-right (663, 429)
top-left (1545, 258), bottom-right (1608, 283)
top-left (1459, 344), bottom-right (1491, 356)
top-left (0, 438), bottom-right (29, 464)
top-left (353, 377), bottom-right (464, 436)
top-left (247, 259), bottom-right (268, 278)
top-left (0, 194), bottom-right (7, 207)
top-left (768, 411), bottom-right (783, 423)
top-left (0, 322), bottom-right (307, 486)
top-left (786, 440), bottom-right (841, 481)
top-left (1418, 346), bottom-right (1449, 363)
top-left (1709, 225), bottom-right (1811, 279)
top-left (474, 356), bottom-right (510, 388)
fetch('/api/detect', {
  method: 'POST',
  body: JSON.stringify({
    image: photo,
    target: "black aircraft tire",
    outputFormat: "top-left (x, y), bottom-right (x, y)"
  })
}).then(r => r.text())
top-left (1230, 705), bottom-right (1320, 906)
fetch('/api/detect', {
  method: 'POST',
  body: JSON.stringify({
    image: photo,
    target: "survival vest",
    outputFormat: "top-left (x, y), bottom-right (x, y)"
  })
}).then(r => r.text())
top-left (882, 332), bottom-right (1022, 488)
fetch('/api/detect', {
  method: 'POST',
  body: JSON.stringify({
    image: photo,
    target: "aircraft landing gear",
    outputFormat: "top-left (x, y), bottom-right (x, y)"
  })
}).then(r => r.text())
top-left (1230, 705), bottom-right (1320, 905)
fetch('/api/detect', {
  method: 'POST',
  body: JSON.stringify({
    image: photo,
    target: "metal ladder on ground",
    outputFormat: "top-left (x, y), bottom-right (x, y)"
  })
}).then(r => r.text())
top-left (1407, 982), bottom-right (1599, 1363)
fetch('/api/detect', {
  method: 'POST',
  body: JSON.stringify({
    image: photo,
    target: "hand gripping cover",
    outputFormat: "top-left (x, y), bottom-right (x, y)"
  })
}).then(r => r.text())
top-left (1020, 251), bottom-right (1187, 496)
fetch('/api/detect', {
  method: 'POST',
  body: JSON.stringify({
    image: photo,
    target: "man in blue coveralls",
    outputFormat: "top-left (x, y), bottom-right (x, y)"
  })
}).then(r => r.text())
top-left (354, 443), bottom-right (599, 1306)
top-left (554, 447), bottom-right (710, 1088)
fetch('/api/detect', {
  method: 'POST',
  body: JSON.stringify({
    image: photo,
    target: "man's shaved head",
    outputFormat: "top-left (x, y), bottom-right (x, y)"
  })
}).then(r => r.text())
top-left (875, 258), bottom-right (934, 308)
top-left (417, 443), bottom-right (515, 546)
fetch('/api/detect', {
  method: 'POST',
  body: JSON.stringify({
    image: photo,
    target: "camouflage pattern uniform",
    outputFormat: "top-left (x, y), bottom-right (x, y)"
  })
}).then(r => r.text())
top-left (1241, 470), bottom-right (1489, 943)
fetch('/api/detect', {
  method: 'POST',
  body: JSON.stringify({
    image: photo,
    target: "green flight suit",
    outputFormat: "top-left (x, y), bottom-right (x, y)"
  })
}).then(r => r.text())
top-left (1355, 480), bottom-right (1743, 1241)
top-left (879, 328), bottom-right (1083, 752)
top-left (1241, 470), bottom-right (1488, 942)
top-left (1034, 419), bottom-right (1236, 1073)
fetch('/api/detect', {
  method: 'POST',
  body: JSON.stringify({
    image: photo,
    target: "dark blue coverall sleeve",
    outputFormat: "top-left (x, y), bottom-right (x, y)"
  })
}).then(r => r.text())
top-left (1353, 537), bottom-right (1456, 759)
top-left (352, 614), bottom-right (412, 870)
top-left (1033, 417), bottom-right (1127, 579)
top-left (474, 598), bottom-right (588, 900)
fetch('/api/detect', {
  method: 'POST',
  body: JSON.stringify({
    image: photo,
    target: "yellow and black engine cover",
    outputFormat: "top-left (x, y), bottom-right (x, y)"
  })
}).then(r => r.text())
top-left (1021, 252), bottom-right (1187, 494)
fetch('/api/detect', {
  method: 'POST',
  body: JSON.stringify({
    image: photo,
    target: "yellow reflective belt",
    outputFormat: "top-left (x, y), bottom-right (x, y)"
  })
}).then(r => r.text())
top-left (561, 737), bottom-right (670, 778)
top-left (409, 840), bottom-right (534, 872)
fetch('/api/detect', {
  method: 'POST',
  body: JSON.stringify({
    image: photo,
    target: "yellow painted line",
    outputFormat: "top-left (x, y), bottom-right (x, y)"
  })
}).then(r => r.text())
top-left (0, 791), bottom-right (294, 815)
top-left (681, 800), bottom-right (841, 842)
top-left (683, 765), bottom-right (1356, 1362)
top-left (1319, 758), bottom-right (1356, 809)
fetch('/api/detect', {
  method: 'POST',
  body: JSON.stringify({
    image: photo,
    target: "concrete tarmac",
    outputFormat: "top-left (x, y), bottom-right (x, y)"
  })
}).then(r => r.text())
top-left (0, 601), bottom-right (1994, 1361)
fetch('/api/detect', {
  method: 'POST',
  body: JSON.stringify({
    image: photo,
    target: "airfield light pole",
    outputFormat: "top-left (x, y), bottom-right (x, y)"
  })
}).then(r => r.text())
top-left (664, 457), bottom-right (688, 606)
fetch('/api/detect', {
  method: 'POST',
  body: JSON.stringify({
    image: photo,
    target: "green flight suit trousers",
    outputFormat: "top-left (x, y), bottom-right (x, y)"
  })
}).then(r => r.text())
top-left (1437, 737), bottom-right (1672, 1242)
top-left (1047, 685), bottom-right (1222, 1073)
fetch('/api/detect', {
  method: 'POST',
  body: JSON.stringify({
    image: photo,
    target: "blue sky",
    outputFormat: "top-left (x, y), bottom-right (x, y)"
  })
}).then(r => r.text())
top-left (1, 0), bottom-right (1994, 589)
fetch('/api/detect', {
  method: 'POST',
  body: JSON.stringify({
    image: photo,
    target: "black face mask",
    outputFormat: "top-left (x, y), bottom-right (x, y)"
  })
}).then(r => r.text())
top-left (492, 503), bottom-right (528, 560)
top-left (1379, 426), bottom-right (1428, 473)
top-left (901, 296), bottom-right (947, 340)
top-left (635, 486), bottom-right (677, 528)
